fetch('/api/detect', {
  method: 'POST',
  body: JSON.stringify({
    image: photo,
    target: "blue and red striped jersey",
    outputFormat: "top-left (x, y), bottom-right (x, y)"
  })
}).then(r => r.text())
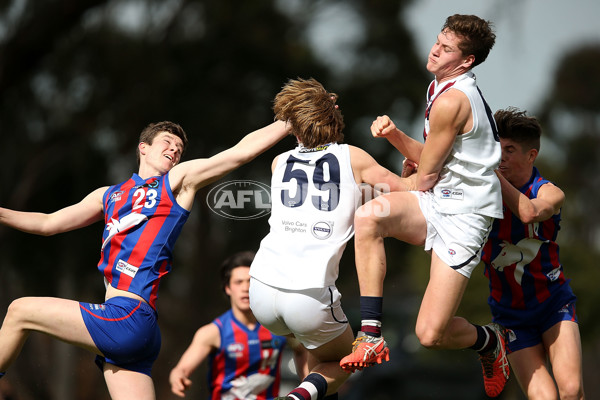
top-left (208, 310), bottom-right (287, 400)
top-left (482, 167), bottom-right (574, 323)
top-left (98, 173), bottom-right (189, 308)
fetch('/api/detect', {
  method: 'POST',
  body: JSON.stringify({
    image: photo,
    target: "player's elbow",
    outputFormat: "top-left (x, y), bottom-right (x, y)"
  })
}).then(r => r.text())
top-left (518, 205), bottom-right (546, 225)
top-left (37, 220), bottom-right (61, 236)
top-left (519, 212), bottom-right (537, 225)
top-left (416, 174), bottom-right (437, 191)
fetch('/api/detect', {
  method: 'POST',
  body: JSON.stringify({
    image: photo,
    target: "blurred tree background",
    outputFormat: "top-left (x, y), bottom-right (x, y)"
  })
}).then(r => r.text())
top-left (0, 0), bottom-right (598, 399)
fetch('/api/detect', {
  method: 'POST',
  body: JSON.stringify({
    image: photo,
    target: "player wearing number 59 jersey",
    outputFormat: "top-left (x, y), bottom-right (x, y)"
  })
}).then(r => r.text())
top-left (251, 143), bottom-right (360, 290)
top-left (99, 173), bottom-right (189, 309)
top-left (250, 78), bottom-right (412, 400)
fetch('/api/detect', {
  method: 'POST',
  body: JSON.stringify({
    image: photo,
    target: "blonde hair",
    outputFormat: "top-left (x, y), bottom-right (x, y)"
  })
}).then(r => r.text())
top-left (273, 78), bottom-right (344, 148)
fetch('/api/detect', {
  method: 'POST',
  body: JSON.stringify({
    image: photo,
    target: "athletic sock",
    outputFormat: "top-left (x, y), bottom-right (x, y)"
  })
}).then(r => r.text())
top-left (470, 324), bottom-right (498, 353)
top-left (288, 373), bottom-right (328, 400)
top-left (359, 296), bottom-right (383, 337)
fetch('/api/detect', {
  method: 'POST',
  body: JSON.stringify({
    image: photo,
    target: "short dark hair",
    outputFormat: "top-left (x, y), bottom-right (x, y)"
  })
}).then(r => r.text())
top-left (273, 77), bottom-right (344, 148)
top-left (219, 250), bottom-right (255, 293)
top-left (136, 121), bottom-right (188, 165)
top-left (443, 14), bottom-right (496, 68)
top-left (494, 107), bottom-right (541, 151)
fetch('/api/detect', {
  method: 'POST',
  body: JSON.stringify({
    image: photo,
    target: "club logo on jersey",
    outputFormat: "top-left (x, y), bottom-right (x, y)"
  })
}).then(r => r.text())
top-left (547, 267), bottom-right (561, 282)
top-left (110, 191), bottom-right (125, 202)
top-left (312, 221), bottom-right (333, 240)
top-left (227, 342), bottom-right (245, 359)
top-left (102, 213), bottom-right (149, 250)
top-left (440, 188), bottom-right (464, 200)
top-left (207, 180), bottom-right (271, 220)
top-left (448, 249), bottom-right (456, 256)
top-left (116, 259), bottom-right (139, 278)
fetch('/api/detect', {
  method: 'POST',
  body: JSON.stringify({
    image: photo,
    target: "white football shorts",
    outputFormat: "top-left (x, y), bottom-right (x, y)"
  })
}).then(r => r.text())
top-left (413, 190), bottom-right (494, 278)
top-left (249, 277), bottom-right (349, 349)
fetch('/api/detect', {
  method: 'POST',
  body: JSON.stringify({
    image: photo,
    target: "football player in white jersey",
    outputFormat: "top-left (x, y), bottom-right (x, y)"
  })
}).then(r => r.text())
top-left (250, 78), bottom-right (412, 400)
top-left (339, 14), bottom-right (509, 398)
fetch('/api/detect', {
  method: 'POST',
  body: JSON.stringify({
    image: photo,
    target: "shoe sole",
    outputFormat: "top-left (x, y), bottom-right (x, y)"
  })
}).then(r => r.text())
top-left (340, 347), bottom-right (390, 373)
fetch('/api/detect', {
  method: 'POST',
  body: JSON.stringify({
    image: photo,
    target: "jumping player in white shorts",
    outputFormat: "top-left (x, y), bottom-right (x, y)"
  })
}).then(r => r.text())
top-left (339, 14), bottom-right (511, 399)
top-left (249, 78), bottom-right (412, 400)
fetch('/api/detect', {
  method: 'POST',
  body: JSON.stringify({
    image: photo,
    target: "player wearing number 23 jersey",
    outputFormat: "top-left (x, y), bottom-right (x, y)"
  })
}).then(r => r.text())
top-left (99, 172), bottom-right (189, 309)
top-left (0, 119), bottom-right (292, 397)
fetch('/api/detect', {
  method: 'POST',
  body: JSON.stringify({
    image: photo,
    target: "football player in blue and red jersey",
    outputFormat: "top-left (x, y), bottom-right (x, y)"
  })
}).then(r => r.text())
top-left (0, 119), bottom-right (290, 399)
top-left (169, 251), bottom-right (307, 399)
top-left (481, 107), bottom-right (584, 399)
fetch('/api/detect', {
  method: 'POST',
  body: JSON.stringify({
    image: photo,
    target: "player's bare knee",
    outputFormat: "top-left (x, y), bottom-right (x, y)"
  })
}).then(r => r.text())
top-left (354, 208), bottom-right (381, 238)
top-left (414, 326), bottom-right (443, 349)
top-left (417, 335), bottom-right (442, 349)
top-left (558, 380), bottom-right (584, 400)
top-left (4, 299), bottom-right (28, 328)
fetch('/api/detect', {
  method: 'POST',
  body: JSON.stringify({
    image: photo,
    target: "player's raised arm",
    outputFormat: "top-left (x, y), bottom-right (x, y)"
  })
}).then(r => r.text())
top-left (0, 186), bottom-right (106, 236)
top-left (348, 145), bottom-right (414, 192)
top-left (371, 115), bottom-right (424, 163)
top-left (169, 120), bottom-right (291, 210)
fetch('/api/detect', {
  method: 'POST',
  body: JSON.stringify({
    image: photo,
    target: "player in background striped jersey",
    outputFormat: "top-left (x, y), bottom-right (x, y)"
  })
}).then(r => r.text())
top-left (481, 107), bottom-right (584, 399)
top-left (0, 119), bottom-right (291, 399)
top-left (169, 251), bottom-right (307, 399)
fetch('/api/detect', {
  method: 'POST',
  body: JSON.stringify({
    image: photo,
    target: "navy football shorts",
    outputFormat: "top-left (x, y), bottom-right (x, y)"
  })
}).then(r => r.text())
top-left (505, 300), bottom-right (578, 353)
top-left (79, 296), bottom-right (161, 376)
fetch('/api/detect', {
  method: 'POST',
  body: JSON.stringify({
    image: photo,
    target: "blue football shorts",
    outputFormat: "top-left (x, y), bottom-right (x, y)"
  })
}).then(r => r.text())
top-left (505, 300), bottom-right (578, 353)
top-left (79, 296), bottom-right (161, 376)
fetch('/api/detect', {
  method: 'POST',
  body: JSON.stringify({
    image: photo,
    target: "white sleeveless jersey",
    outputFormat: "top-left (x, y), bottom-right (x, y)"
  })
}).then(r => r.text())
top-left (424, 71), bottom-right (503, 218)
top-left (250, 143), bottom-right (361, 290)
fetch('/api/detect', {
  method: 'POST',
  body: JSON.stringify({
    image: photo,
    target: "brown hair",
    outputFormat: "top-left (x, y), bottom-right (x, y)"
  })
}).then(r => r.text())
top-left (494, 107), bottom-right (541, 151)
top-left (442, 14), bottom-right (496, 68)
top-left (273, 78), bottom-right (344, 148)
top-left (219, 250), bottom-right (255, 293)
top-left (136, 121), bottom-right (188, 165)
